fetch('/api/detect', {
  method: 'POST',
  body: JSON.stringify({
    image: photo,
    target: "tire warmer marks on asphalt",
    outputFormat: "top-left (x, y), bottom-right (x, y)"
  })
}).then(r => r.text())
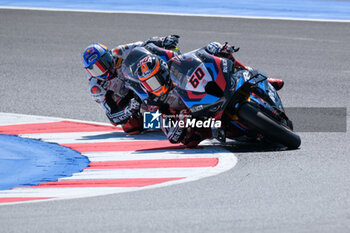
top-left (0, 113), bottom-right (237, 205)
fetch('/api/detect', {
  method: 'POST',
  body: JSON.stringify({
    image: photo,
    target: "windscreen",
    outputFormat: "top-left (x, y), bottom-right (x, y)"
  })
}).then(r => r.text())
top-left (169, 52), bottom-right (214, 93)
top-left (169, 53), bottom-right (203, 89)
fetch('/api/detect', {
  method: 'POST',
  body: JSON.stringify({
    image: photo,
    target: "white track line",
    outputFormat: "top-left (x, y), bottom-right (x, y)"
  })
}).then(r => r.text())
top-left (0, 114), bottom-right (60, 126)
top-left (0, 6), bottom-right (349, 23)
top-left (59, 167), bottom-right (214, 180)
top-left (0, 112), bottom-right (116, 126)
top-left (85, 149), bottom-right (230, 162)
top-left (20, 131), bottom-right (166, 144)
top-left (0, 187), bottom-right (141, 198)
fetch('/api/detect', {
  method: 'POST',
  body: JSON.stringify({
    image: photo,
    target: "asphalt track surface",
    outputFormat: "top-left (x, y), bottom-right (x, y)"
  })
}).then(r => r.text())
top-left (0, 9), bottom-right (349, 233)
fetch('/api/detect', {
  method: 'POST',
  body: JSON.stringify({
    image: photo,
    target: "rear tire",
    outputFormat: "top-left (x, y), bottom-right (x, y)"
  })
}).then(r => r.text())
top-left (237, 102), bottom-right (301, 149)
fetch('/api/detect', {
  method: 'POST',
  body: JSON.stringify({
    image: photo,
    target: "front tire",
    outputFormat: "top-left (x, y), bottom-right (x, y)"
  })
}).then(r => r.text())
top-left (237, 102), bottom-right (301, 149)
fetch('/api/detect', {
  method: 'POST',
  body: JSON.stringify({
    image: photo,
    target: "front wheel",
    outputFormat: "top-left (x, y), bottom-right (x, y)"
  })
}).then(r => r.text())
top-left (237, 102), bottom-right (301, 149)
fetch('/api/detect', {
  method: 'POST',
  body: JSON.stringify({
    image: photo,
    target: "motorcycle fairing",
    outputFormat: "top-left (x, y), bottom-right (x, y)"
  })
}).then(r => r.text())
top-left (169, 50), bottom-right (233, 114)
top-left (249, 79), bottom-right (284, 113)
top-left (144, 43), bottom-right (176, 63)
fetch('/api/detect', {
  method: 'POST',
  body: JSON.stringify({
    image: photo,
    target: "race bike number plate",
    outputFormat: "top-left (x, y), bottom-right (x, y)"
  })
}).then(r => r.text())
top-left (185, 63), bottom-right (212, 92)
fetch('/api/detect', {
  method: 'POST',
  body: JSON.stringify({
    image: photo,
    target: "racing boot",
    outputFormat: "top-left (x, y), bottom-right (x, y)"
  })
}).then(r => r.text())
top-left (122, 115), bottom-right (144, 135)
top-left (268, 78), bottom-right (284, 91)
top-left (212, 128), bottom-right (226, 143)
top-left (183, 128), bottom-right (212, 148)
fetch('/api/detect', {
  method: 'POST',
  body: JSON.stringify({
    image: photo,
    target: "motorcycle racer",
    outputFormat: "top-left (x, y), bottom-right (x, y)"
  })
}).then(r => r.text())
top-left (136, 41), bottom-right (285, 147)
top-left (82, 35), bottom-right (180, 134)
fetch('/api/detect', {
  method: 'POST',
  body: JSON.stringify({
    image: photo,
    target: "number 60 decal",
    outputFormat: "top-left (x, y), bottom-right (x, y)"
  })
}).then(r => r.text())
top-left (189, 67), bottom-right (205, 88)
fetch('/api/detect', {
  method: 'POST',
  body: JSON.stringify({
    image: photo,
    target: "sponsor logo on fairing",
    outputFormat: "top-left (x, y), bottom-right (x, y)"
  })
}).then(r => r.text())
top-left (243, 71), bottom-right (251, 81)
top-left (88, 54), bottom-right (98, 63)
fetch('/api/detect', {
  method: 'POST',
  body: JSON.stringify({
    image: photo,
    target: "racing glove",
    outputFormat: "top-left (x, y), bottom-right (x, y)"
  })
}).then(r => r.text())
top-left (166, 123), bottom-right (186, 144)
top-left (108, 98), bottom-right (140, 125)
top-left (124, 98), bottom-right (140, 116)
top-left (206, 42), bottom-right (239, 60)
top-left (145, 35), bottom-right (180, 51)
top-left (161, 109), bottom-right (187, 144)
top-left (162, 35), bottom-right (180, 50)
top-left (217, 42), bottom-right (239, 58)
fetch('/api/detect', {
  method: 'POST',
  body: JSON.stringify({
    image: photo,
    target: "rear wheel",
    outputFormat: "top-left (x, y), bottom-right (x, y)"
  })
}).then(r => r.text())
top-left (237, 102), bottom-right (301, 149)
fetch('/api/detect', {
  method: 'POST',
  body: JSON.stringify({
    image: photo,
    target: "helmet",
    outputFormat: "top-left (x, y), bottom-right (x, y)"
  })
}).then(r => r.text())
top-left (137, 55), bottom-right (170, 96)
top-left (82, 43), bottom-right (114, 79)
